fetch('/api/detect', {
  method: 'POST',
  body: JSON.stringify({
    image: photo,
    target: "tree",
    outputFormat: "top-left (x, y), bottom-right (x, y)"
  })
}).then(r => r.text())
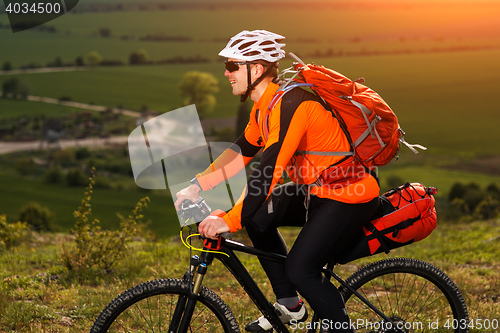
top-left (1, 77), bottom-right (29, 99)
top-left (2, 77), bottom-right (19, 97)
top-left (75, 56), bottom-right (85, 67)
top-left (2, 61), bottom-right (12, 71)
top-left (129, 49), bottom-right (150, 65)
top-left (47, 56), bottom-right (63, 67)
top-left (178, 71), bottom-right (219, 117)
top-left (98, 27), bottom-right (111, 38)
top-left (86, 51), bottom-right (103, 67)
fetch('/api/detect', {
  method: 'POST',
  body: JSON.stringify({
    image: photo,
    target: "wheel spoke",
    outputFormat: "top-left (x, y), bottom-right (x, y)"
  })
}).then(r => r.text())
top-left (90, 279), bottom-right (237, 333)
top-left (342, 258), bottom-right (468, 333)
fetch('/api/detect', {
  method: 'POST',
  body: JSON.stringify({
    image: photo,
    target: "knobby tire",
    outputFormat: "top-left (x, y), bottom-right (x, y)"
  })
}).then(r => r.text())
top-left (90, 278), bottom-right (240, 333)
top-left (339, 258), bottom-right (469, 333)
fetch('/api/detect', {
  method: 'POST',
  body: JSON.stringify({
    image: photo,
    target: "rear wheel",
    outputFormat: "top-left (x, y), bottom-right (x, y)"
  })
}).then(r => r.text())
top-left (340, 258), bottom-right (469, 332)
top-left (90, 278), bottom-right (240, 332)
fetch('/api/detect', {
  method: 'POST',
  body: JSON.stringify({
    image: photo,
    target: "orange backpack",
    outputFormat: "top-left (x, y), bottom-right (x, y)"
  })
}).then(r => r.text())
top-left (272, 53), bottom-right (426, 169)
top-left (335, 182), bottom-right (438, 264)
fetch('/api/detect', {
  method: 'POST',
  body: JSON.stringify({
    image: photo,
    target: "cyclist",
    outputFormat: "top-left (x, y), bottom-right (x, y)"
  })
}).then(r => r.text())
top-left (175, 30), bottom-right (380, 332)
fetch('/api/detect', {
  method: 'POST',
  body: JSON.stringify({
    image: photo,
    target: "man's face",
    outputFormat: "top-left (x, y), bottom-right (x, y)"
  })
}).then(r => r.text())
top-left (224, 58), bottom-right (251, 96)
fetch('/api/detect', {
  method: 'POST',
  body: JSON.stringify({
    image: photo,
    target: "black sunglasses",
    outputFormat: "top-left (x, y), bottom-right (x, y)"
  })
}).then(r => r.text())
top-left (225, 61), bottom-right (256, 73)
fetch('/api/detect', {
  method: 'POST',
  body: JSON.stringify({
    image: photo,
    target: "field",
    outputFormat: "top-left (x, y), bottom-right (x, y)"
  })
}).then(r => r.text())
top-left (0, 220), bottom-right (498, 332)
top-left (1, 1), bottom-right (500, 66)
top-left (2, 50), bottom-right (500, 154)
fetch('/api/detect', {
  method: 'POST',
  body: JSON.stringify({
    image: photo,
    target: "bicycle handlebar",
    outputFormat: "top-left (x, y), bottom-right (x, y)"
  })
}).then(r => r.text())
top-left (178, 197), bottom-right (232, 244)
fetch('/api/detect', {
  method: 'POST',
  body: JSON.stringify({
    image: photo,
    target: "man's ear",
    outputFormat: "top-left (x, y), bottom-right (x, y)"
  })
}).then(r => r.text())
top-left (253, 63), bottom-right (266, 78)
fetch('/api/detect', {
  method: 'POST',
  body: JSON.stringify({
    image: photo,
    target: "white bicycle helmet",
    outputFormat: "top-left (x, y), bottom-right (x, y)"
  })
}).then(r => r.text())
top-left (219, 30), bottom-right (286, 63)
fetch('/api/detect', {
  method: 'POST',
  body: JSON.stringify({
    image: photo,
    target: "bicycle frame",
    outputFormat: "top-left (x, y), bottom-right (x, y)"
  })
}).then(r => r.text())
top-left (176, 236), bottom-right (402, 333)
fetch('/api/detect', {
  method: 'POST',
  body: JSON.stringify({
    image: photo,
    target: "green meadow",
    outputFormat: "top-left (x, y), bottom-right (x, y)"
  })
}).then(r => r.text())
top-left (3, 50), bottom-right (500, 156)
top-left (0, 172), bottom-right (179, 236)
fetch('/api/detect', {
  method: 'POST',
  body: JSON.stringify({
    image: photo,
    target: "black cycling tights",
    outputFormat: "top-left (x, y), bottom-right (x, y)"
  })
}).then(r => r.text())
top-left (246, 183), bottom-right (379, 332)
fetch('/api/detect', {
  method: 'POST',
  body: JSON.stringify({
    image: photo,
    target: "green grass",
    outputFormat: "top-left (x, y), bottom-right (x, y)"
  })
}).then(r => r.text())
top-left (0, 173), bottom-right (179, 236)
top-left (0, 63), bottom-right (239, 115)
top-left (378, 162), bottom-right (500, 197)
top-left (0, 97), bottom-right (86, 117)
top-left (1, 1), bottom-right (499, 67)
top-left (0, 219), bottom-right (498, 332)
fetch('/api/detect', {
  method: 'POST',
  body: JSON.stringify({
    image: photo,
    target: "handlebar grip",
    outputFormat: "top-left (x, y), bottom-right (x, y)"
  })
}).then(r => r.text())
top-left (219, 232), bottom-right (232, 240)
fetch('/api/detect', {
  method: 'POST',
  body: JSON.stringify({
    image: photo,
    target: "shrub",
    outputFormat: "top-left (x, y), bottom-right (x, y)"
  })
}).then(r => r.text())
top-left (61, 168), bottom-right (149, 272)
top-left (94, 175), bottom-right (112, 189)
top-left (58, 95), bottom-right (72, 102)
top-left (129, 49), bottom-right (150, 65)
top-left (14, 157), bottom-right (35, 175)
top-left (448, 198), bottom-right (471, 221)
top-left (66, 168), bottom-right (88, 187)
top-left (51, 149), bottom-right (76, 167)
top-left (462, 187), bottom-right (487, 212)
top-left (44, 165), bottom-right (63, 184)
top-left (98, 27), bottom-right (111, 38)
top-left (474, 196), bottom-right (500, 220)
top-left (486, 183), bottom-right (500, 200)
top-left (446, 182), bottom-right (497, 220)
top-left (75, 147), bottom-right (92, 160)
top-left (17, 202), bottom-right (53, 232)
top-left (0, 215), bottom-right (29, 251)
top-left (449, 182), bottom-right (467, 201)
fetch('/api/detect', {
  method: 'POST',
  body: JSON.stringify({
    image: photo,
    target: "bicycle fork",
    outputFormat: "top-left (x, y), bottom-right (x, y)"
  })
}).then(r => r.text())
top-left (169, 254), bottom-right (209, 333)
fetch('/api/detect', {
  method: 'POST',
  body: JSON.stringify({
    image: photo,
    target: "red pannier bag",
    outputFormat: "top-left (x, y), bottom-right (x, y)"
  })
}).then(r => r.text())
top-left (334, 182), bottom-right (437, 264)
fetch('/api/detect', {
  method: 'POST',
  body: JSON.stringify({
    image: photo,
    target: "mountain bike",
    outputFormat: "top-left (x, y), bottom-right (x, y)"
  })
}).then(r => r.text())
top-left (90, 199), bottom-right (469, 333)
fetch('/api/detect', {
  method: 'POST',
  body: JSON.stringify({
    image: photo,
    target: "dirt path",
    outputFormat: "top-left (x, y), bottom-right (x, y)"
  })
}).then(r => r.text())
top-left (0, 136), bottom-right (129, 155)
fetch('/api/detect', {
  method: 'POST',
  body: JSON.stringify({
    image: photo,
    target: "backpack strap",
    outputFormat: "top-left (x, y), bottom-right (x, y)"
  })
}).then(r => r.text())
top-left (268, 82), bottom-right (314, 111)
top-left (268, 83), bottom-right (356, 165)
top-left (399, 135), bottom-right (427, 154)
top-left (294, 150), bottom-right (354, 157)
top-left (272, 84), bottom-right (355, 158)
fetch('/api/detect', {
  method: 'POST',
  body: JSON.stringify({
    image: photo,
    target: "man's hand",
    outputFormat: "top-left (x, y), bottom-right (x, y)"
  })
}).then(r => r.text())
top-left (174, 183), bottom-right (201, 210)
top-left (198, 216), bottom-right (230, 239)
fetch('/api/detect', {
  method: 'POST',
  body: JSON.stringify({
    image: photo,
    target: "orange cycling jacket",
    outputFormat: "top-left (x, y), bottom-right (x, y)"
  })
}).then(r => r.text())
top-left (195, 82), bottom-right (380, 232)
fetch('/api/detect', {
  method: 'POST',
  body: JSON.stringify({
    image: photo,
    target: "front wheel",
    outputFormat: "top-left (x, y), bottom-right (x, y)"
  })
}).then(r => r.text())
top-left (90, 278), bottom-right (240, 333)
top-left (340, 258), bottom-right (469, 333)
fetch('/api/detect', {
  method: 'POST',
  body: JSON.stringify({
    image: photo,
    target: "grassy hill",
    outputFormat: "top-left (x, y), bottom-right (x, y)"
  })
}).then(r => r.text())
top-left (0, 219), bottom-right (498, 332)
